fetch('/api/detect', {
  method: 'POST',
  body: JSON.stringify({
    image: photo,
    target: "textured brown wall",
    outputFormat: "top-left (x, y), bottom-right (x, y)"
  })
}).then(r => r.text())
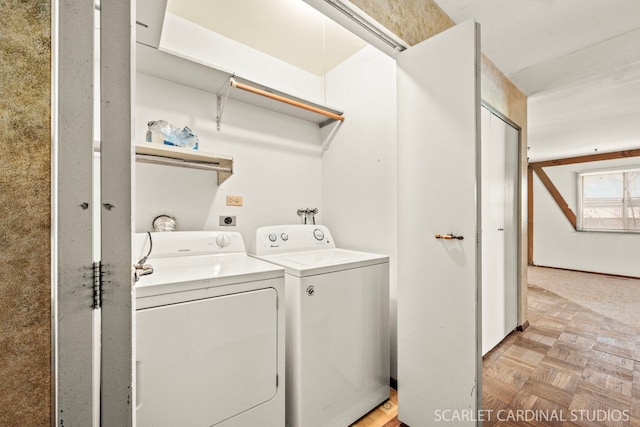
top-left (0, 0), bottom-right (52, 425)
top-left (351, 0), bottom-right (455, 45)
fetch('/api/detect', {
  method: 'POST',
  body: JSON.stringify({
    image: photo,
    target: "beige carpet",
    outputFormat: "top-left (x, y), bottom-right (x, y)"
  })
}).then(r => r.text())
top-left (528, 266), bottom-right (640, 331)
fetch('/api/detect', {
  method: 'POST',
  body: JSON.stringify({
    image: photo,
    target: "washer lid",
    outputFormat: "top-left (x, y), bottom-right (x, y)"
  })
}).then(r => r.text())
top-left (256, 248), bottom-right (388, 277)
top-left (135, 253), bottom-right (284, 299)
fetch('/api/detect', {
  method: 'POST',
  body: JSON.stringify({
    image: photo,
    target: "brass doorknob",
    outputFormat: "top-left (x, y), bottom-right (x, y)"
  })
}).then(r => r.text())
top-left (435, 233), bottom-right (464, 240)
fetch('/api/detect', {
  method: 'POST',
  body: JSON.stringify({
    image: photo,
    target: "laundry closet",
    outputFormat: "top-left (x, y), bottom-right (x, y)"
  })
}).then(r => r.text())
top-left (79, 0), bottom-right (523, 425)
top-left (133, 3), bottom-right (396, 254)
top-left (131, 1), bottom-right (397, 426)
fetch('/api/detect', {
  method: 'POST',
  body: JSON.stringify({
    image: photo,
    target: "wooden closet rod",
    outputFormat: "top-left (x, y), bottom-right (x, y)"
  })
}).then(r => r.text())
top-left (230, 78), bottom-right (345, 122)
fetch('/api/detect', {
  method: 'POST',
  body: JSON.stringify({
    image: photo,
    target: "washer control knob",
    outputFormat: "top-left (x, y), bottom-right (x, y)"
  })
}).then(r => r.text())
top-left (216, 234), bottom-right (231, 248)
top-left (281, 233), bottom-right (289, 241)
top-left (313, 228), bottom-right (325, 241)
top-left (268, 233), bottom-right (278, 242)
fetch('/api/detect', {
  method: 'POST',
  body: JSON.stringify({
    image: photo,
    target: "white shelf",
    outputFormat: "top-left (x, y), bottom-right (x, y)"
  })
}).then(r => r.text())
top-left (135, 143), bottom-right (233, 184)
top-left (136, 44), bottom-right (344, 127)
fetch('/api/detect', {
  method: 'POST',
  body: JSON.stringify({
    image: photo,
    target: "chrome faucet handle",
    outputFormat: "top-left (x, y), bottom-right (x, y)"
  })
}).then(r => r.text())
top-left (134, 263), bottom-right (154, 282)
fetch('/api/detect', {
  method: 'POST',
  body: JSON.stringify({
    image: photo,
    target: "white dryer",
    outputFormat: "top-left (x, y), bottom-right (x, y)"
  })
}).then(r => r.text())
top-left (252, 225), bottom-right (390, 427)
top-left (134, 231), bottom-right (285, 427)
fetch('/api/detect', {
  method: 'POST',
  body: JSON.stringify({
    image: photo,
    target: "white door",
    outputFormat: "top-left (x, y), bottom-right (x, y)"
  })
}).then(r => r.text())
top-left (481, 106), bottom-right (519, 355)
top-left (54, 2), bottom-right (97, 425)
top-left (397, 20), bottom-right (481, 426)
top-left (55, 2), bottom-right (134, 426)
top-left (99, 2), bottom-right (135, 426)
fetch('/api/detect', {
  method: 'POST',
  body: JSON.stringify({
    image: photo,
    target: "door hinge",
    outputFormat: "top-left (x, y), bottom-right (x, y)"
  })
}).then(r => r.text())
top-left (92, 261), bottom-right (103, 309)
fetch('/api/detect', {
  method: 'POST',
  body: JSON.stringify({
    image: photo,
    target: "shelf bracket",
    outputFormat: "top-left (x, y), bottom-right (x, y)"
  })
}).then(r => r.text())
top-left (216, 95), bottom-right (222, 131)
top-left (216, 76), bottom-right (233, 131)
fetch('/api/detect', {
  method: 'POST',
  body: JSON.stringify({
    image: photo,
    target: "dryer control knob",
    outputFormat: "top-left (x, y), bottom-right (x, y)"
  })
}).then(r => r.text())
top-left (216, 234), bottom-right (231, 248)
top-left (281, 233), bottom-right (289, 241)
top-left (268, 233), bottom-right (278, 242)
top-left (313, 228), bottom-right (325, 241)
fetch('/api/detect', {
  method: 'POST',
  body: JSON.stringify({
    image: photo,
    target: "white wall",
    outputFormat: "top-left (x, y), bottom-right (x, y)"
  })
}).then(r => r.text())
top-left (134, 12), bottom-right (335, 243)
top-left (533, 157), bottom-right (640, 277)
top-left (160, 13), bottom-right (325, 105)
top-left (139, 12), bottom-right (400, 377)
top-left (135, 73), bottom-right (323, 244)
top-left (320, 46), bottom-right (398, 377)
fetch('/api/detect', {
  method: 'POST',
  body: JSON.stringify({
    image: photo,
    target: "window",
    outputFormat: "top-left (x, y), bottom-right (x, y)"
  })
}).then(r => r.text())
top-left (578, 168), bottom-right (640, 232)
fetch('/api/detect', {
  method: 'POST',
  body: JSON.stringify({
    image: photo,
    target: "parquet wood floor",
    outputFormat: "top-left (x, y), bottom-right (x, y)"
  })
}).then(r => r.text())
top-left (351, 388), bottom-right (399, 427)
top-left (482, 285), bottom-right (640, 426)
top-left (354, 284), bottom-right (640, 427)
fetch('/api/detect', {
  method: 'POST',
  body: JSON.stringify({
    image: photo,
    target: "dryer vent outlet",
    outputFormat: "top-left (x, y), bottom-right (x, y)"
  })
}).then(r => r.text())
top-left (219, 216), bottom-right (236, 226)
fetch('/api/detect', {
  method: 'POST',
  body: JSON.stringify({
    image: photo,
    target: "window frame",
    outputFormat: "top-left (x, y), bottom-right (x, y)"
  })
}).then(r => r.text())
top-left (576, 166), bottom-right (640, 233)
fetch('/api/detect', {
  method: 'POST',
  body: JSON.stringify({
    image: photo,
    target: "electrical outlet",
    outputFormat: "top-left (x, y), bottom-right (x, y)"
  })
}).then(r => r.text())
top-left (226, 195), bottom-right (243, 206)
top-left (219, 215), bottom-right (236, 226)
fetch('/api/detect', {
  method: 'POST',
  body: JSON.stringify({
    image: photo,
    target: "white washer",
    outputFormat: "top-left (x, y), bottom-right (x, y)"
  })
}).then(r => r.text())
top-left (134, 231), bottom-right (285, 427)
top-left (252, 225), bottom-right (390, 427)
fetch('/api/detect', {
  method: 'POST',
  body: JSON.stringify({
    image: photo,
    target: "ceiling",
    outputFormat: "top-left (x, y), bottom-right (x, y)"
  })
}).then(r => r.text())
top-left (433, 0), bottom-right (640, 161)
top-left (166, 0), bottom-right (366, 76)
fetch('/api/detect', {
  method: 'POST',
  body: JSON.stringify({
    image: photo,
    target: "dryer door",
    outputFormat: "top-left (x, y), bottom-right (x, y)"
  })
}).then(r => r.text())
top-left (136, 288), bottom-right (278, 426)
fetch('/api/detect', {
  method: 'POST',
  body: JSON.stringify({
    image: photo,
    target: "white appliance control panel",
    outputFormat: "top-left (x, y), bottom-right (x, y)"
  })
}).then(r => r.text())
top-left (134, 231), bottom-right (246, 261)
top-left (253, 225), bottom-right (334, 255)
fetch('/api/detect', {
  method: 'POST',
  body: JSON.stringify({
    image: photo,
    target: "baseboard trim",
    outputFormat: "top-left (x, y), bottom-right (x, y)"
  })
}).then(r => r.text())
top-left (516, 320), bottom-right (530, 331)
top-left (530, 264), bottom-right (639, 280)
